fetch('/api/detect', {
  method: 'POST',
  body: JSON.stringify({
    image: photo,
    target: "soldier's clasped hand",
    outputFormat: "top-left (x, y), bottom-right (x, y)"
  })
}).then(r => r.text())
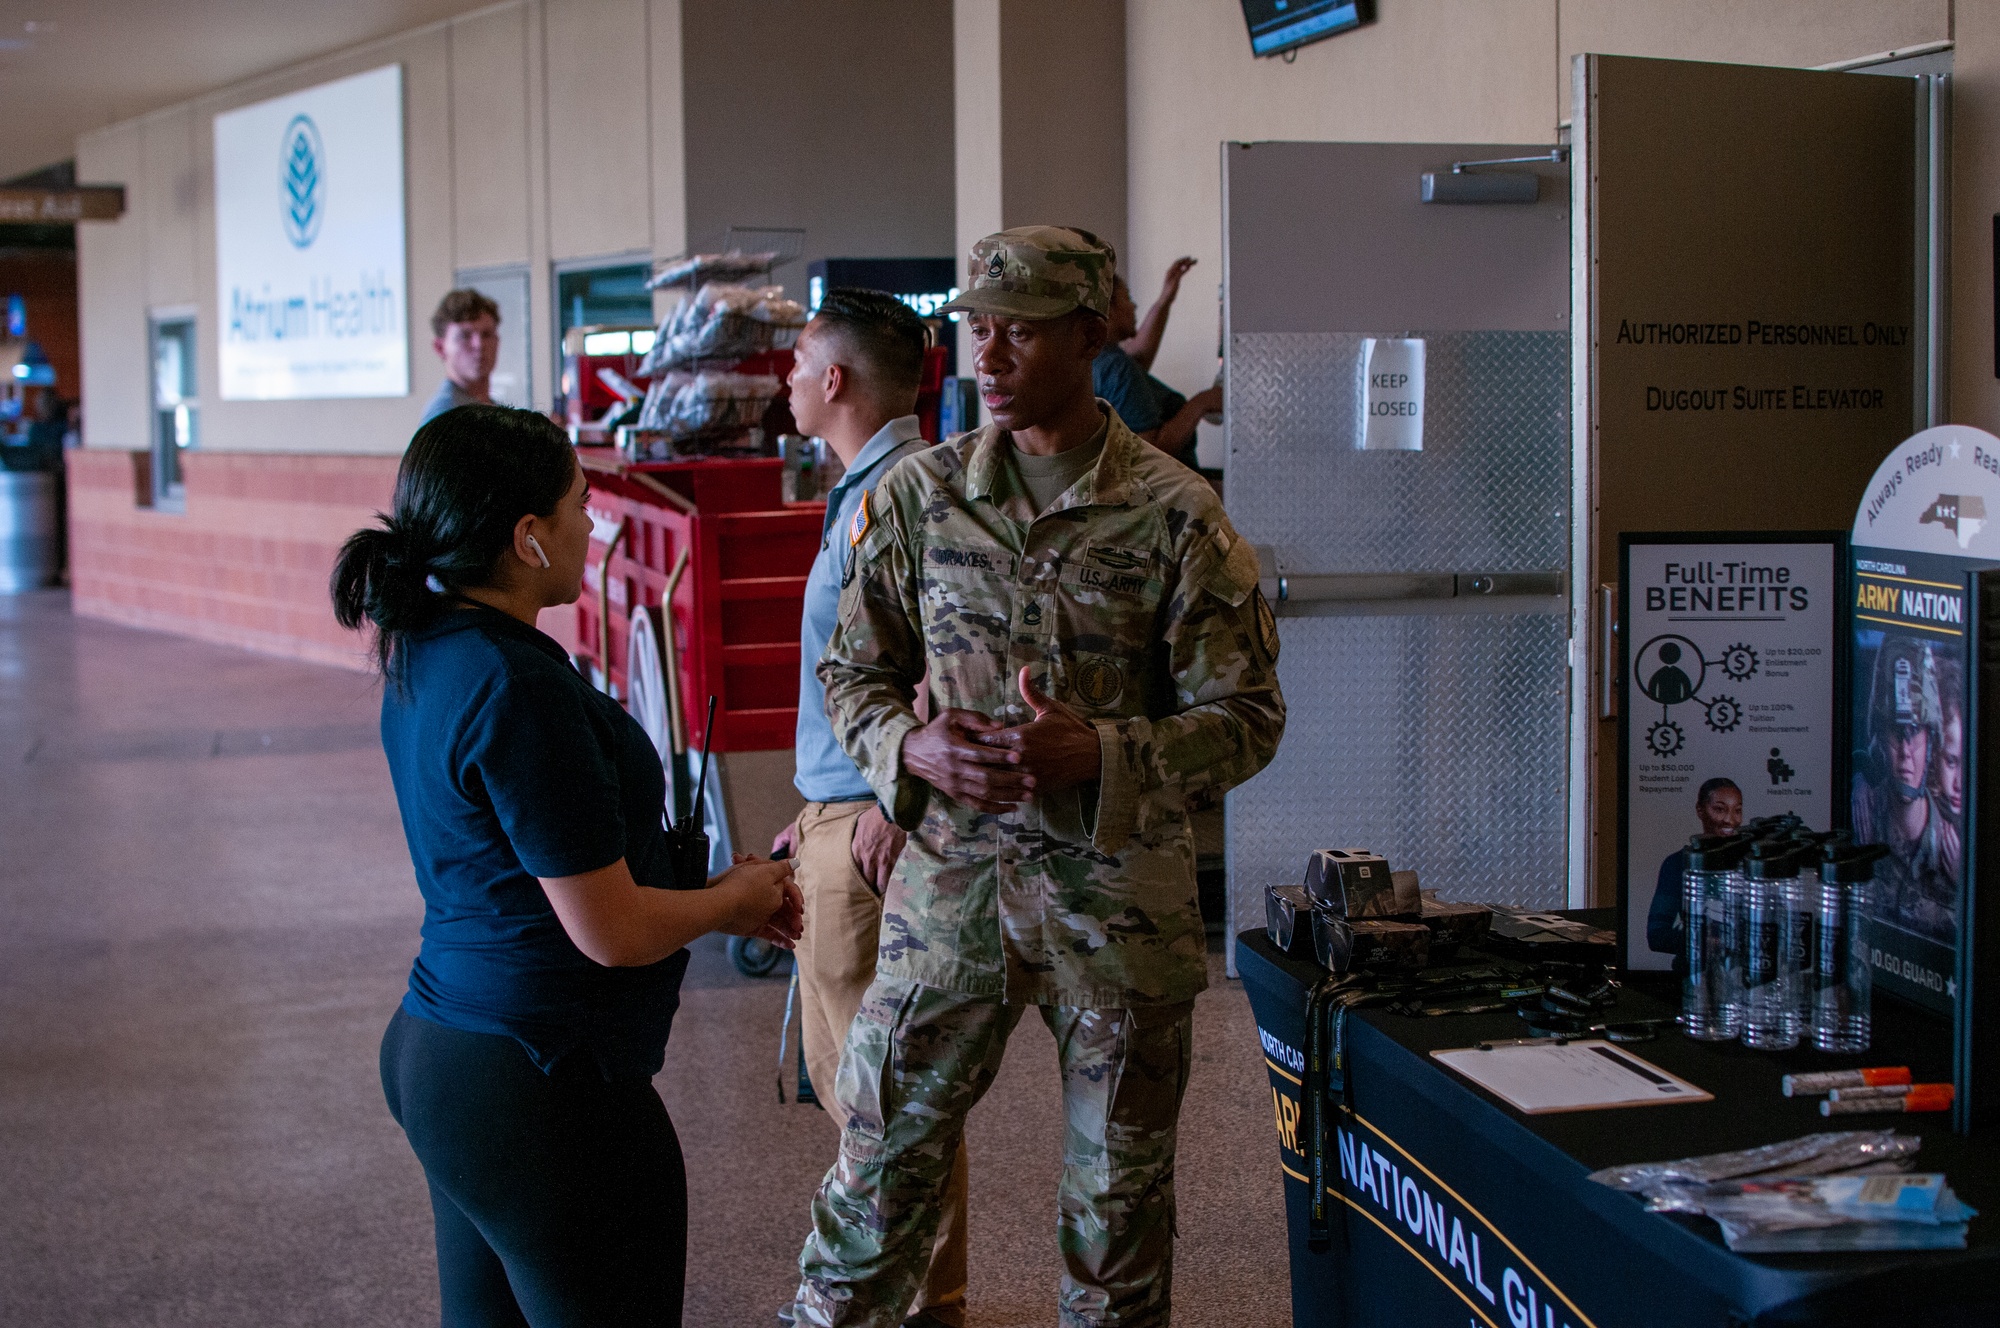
top-left (973, 666), bottom-right (1103, 795)
top-left (899, 708), bottom-right (1038, 812)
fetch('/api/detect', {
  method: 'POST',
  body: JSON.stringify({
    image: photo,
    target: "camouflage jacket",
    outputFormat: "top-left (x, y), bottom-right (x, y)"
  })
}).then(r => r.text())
top-left (820, 406), bottom-right (1286, 1005)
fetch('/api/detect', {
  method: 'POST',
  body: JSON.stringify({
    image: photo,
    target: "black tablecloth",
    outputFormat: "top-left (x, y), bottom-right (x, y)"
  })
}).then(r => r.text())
top-left (1236, 923), bottom-right (2000, 1327)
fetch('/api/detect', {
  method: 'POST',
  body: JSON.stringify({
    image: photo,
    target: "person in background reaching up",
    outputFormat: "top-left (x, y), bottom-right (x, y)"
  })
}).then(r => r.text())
top-left (1089, 253), bottom-right (1221, 468)
top-left (771, 288), bottom-right (970, 1328)
top-left (422, 288), bottom-right (502, 425)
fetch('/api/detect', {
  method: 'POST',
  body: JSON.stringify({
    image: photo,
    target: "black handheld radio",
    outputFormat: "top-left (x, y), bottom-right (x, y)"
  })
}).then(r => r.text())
top-left (665, 695), bottom-right (718, 889)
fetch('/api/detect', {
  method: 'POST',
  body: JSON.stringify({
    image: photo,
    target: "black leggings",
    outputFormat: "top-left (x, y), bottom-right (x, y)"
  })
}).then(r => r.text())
top-left (380, 1008), bottom-right (687, 1327)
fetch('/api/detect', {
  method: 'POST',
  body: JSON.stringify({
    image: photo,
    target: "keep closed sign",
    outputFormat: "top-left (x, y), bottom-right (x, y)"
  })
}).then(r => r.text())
top-left (1359, 337), bottom-right (1425, 451)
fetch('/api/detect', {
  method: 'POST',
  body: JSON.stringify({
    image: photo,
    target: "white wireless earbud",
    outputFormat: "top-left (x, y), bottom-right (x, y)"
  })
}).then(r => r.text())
top-left (525, 534), bottom-right (551, 569)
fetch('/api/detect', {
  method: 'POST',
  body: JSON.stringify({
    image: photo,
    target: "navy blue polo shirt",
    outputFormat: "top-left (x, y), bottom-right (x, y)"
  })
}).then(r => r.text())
top-left (1093, 346), bottom-right (1194, 465)
top-left (382, 602), bottom-right (689, 1080)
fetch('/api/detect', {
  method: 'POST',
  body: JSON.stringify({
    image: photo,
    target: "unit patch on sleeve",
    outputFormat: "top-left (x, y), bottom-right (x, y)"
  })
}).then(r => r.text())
top-left (1256, 589), bottom-right (1280, 657)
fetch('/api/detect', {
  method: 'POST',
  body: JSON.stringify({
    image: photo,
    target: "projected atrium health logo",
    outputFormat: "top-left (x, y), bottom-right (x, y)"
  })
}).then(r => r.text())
top-left (280, 114), bottom-right (323, 248)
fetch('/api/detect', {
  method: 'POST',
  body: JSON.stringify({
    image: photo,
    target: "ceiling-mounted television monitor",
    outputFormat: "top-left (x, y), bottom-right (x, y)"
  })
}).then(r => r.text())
top-left (1241, 0), bottom-right (1374, 57)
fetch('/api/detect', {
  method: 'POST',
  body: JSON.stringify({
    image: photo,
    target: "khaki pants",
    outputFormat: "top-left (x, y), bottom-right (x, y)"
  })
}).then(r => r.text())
top-left (793, 800), bottom-right (968, 1327)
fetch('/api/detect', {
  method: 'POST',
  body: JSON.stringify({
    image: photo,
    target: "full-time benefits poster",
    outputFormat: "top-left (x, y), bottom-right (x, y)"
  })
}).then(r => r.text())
top-left (1622, 538), bottom-right (1840, 973)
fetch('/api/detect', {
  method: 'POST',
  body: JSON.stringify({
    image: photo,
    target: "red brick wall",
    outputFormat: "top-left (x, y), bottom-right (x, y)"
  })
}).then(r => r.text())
top-left (67, 449), bottom-right (399, 670)
top-left (68, 448), bottom-right (588, 670)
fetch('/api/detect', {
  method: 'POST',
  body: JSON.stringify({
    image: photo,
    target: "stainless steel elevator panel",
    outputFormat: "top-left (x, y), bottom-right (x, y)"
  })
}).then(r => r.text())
top-left (1222, 142), bottom-right (1573, 950)
top-left (1229, 612), bottom-right (1571, 917)
top-left (1228, 332), bottom-right (1568, 575)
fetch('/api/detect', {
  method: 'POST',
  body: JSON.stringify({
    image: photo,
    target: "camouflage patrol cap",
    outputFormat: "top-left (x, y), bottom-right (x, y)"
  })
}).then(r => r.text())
top-left (940, 225), bottom-right (1114, 321)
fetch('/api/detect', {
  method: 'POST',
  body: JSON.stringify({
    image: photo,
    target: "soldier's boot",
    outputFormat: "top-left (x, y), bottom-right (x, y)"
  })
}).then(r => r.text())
top-left (791, 979), bottom-right (1018, 1328)
top-left (1046, 1001), bottom-right (1196, 1327)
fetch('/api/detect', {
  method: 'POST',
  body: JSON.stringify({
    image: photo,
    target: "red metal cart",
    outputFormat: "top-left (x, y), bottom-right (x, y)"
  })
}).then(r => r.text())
top-left (566, 345), bottom-right (946, 770)
top-left (571, 449), bottom-right (823, 777)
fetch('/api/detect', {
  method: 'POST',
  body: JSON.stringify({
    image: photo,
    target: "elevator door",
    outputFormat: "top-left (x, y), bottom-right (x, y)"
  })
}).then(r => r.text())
top-left (1222, 141), bottom-right (1573, 965)
top-left (1573, 55), bottom-right (1926, 908)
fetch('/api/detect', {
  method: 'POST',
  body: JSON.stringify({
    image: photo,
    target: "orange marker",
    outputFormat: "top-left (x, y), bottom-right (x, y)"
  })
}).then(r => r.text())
top-left (1827, 1083), bottom-right (1919, 1102)
top-left (1781, 1067), bottom-right (1912, 1097)
top-left (1820, 1083), bottom-right (1953, 1115)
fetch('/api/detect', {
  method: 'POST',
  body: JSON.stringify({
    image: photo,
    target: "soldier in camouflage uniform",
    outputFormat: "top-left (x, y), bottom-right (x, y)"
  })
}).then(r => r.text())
top-left (787, 226), bottom-right (1286, 1328)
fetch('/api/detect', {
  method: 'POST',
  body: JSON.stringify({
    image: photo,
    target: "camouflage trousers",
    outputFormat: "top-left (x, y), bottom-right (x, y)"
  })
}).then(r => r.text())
top-left (791, 976), bottom-right (1194, 1328)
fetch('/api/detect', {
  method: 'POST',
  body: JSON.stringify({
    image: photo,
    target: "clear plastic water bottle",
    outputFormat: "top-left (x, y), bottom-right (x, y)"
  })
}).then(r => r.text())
top-left (1680, 834), bottom-right (1750, 1041)
top-left (1813, 840), bottom-right (1890, 1053)
top-left (1741, 841), bottom-right (1805, 1050)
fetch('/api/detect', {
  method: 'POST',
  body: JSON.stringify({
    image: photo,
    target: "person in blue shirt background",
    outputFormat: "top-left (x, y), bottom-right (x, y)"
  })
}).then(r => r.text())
top-left (1647, 776), bottom-right (1744, 961)
top-left (332, 404), bottom-right (800, 1327)
top-left (769, 289), bottom-right (970, 1328)
top-left (1088, 253), bottom-right (1221, 468)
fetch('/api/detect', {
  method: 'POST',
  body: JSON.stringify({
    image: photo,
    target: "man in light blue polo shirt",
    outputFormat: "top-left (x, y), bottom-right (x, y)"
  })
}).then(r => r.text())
top-left (771, 288), bottom-right (967, 1328)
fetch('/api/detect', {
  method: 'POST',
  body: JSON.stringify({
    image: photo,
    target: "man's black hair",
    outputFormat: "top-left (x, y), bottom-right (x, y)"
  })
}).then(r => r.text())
top-left (811, 288), bottom-right (928, 397)
top-left (1696, 777), bottom-right (1740, 807)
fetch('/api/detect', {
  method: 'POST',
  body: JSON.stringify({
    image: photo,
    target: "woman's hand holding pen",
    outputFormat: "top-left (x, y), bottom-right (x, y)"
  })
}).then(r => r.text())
top-left (716, 854), bottom-right (803, 948)
top-left (544, 854), bottom-right (796, 967)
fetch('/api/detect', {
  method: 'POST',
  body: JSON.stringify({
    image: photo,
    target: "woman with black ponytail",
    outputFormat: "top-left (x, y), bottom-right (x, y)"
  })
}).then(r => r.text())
top-left (334, 404), bottom-right (800, 1327)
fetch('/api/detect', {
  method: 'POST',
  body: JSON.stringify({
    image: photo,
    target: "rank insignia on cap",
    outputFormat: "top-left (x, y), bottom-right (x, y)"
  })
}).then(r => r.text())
top-left (987, 253), bottom-right (1007, 279)
top-left (849, 492), bottom-right (872, 546)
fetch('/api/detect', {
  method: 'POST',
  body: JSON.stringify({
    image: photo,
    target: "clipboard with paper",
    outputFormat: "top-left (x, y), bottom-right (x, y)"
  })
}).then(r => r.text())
top-left (1432, 1039), bottom-right (1714, 1114)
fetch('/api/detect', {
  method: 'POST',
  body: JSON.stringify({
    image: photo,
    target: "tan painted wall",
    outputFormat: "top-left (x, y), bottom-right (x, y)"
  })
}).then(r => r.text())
top-left (998, 0), bottom-right (1126, 263)
top-left (955, 0), bottom-right (1004, 270)
top-left (952, 0), bottom-right (1122, 402)
top-left (647, 0), bottom-right (689, 267)
top-left (544, 0), bottom-right (654, 264)
top-left (76, 125), bottom-right (149, 450)
top-left (449, 3), bottom-right (534, 272)
top-left (73, 0), bottom-right (686, 454)
top-left (1125, 0), bottom-right (1955, 417)
top-left (682, 0), bottom-right (955, 305)
top-left (139, 107), bottom-right (199, 310)
top-left (1557, 2), bottom-right (1949, 110)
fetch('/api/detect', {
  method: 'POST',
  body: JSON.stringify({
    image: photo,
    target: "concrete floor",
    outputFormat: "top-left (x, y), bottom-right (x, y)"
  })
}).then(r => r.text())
top-left (0, 591), bottom-right (1291, 1327)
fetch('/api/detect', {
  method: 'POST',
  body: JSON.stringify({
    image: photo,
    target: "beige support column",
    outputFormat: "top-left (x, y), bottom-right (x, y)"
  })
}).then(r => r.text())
top-left (953, 0), bottom-right (1127, 411)
top-left (648, 0), bottom-right (687, 322)
top-left (523, 0), bottom-right (554, 411)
